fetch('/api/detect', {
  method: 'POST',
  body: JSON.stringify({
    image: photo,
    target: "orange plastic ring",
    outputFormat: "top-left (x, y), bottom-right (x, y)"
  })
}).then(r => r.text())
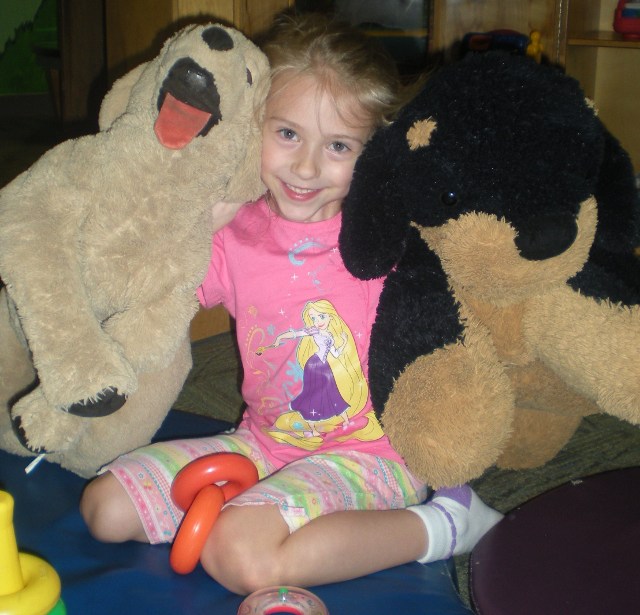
top-left (169, 485), bottom-right (224, 574)
top-left (170, 453), bottom-right (259, 574)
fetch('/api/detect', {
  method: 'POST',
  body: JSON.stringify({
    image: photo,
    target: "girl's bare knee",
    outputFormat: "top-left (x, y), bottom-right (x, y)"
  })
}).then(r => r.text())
top-left (80, 472), bottom-right (147, 543)
top-left (199, 505), bottom-right (287, 594)
top-left (199, 525), bottom-right (276, 594)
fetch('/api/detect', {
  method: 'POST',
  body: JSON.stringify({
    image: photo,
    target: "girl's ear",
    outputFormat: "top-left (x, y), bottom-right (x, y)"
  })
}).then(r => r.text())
top-left (339, 125), bottom-right (411, 279)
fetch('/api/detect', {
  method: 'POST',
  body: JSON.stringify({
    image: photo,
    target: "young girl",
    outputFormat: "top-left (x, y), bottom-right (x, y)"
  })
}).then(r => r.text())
top-left (80, 13), bottom-right (502, 595)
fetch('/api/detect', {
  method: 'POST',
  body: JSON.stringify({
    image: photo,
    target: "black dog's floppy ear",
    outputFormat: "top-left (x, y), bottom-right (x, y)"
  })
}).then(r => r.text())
top-left (581, 124), bottom-right (640, 302)
top-left (340, 122), bottom-right (417, 279)
top-left (592, 126), bottom-right (639, 256)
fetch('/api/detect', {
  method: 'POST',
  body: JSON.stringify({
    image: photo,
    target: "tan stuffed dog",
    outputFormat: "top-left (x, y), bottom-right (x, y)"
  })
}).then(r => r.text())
top-left (340, 52), bottom-right (640, 488)
top-left (0, 23), bottom-right (269, 477)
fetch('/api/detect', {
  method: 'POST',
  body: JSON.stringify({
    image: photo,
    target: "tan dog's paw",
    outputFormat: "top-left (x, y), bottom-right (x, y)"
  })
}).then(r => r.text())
top-left (40, 346), bottom-right (138, 411)
top-left (11, 387), bottom-right (86, 453)
top-left (0, 411), bottom-right (33, 457)
top-left (65, 387), bottom-right (127, 417)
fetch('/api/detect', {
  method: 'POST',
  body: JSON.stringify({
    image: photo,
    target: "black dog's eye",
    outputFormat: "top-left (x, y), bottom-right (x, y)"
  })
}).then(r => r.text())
top-left (440, 191), bottom-right (458, 206)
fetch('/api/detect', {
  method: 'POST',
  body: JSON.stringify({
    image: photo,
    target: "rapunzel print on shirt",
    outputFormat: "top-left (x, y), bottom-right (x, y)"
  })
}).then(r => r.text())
top-left (256, 299), bottom-right (383, 449)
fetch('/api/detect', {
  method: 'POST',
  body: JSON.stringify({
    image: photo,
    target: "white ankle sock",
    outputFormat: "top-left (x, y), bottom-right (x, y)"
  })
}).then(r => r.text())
top-left (407, 485), bottom-right (503, 563)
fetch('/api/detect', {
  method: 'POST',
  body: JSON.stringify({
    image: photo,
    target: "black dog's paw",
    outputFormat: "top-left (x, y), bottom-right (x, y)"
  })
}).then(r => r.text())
top-left (66, 387), bottom-right (127, 417)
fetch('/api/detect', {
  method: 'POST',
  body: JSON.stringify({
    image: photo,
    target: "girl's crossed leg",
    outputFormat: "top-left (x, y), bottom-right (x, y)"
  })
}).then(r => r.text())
top-left (80, 432), bottom-right (501, 595)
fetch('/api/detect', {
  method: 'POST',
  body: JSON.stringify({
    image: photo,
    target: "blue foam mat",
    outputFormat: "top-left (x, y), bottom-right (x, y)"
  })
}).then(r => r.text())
top-left (0, 410), bottom-right (472, 614)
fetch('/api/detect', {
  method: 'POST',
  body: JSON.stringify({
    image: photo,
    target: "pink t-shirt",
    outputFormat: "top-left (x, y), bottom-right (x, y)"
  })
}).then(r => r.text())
top-left (198, 197), bottom-right (404, 467)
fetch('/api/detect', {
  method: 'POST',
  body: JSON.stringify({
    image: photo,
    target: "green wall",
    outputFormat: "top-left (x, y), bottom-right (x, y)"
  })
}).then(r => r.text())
top-left (0, 0), bottom-right (58, 94)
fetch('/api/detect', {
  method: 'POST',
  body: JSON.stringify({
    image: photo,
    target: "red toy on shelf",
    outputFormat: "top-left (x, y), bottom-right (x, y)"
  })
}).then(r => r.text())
top-left (614, 0), bottom-right (640, 39)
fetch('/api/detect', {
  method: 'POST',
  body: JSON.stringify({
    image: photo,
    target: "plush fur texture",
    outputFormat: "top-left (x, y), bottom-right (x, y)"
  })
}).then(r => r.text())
top-left (0, 24), bottom-right (269, 477)
top-left (340, 52), bottom-right (640, 488)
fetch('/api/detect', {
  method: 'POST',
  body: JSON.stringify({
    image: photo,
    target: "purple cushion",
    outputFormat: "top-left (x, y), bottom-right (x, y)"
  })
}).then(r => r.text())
top-left (470, 467), bottom-right (640, 614)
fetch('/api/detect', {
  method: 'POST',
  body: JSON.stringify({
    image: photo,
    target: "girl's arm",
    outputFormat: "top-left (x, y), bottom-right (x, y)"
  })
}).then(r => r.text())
top-left (210, 200), bottom-right (245, 234)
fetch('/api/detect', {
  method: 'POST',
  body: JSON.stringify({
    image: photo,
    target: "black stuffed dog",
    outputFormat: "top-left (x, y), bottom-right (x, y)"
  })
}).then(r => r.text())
top-left (340, 51), bottom-right (640, 488)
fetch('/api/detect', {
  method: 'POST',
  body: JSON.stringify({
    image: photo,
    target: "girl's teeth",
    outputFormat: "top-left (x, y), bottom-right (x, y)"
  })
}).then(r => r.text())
top-left (287, 184), bottom-right (314, 194)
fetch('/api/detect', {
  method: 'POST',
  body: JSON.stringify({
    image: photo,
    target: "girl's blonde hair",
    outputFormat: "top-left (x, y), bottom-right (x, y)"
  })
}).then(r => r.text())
top-left (259, 12), bottom-right (402, 129)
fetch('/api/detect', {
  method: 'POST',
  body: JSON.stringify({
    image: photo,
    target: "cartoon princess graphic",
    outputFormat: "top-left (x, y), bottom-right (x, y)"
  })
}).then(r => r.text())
top-left (256, 299), bottom-right (382, 449)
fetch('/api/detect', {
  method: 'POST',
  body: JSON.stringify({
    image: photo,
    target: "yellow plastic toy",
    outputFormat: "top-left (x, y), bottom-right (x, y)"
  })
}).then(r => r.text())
top-left (0, 490), bottom-right (65, 615)
top-left (526, 30), bottom-right (543, 63)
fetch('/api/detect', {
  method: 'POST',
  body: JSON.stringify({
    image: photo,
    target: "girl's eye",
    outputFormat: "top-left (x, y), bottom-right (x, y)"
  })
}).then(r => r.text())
top-left (278, 128), bottom-right (297, 141)
top-left (329, 141), bottom-right (350, 153)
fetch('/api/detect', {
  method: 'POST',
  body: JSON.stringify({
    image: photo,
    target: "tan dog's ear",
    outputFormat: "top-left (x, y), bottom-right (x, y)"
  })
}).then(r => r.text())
top-left (98, 64), bottom-right (147, 131)
top-left (224, 110), bottom-right (265, 202)
top-left (224, 61), bottom-right (270, 203)
top-left (407, 117), bottom-right (437, 150)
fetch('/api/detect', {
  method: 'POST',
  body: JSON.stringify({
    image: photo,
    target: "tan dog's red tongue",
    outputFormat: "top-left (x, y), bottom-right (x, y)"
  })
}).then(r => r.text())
top-left (154, 92), bottom-right (211, 149)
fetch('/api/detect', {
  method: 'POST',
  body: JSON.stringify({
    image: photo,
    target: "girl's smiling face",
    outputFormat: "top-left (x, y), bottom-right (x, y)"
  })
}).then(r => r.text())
top-left (261, 72), bottom-right (372, 223)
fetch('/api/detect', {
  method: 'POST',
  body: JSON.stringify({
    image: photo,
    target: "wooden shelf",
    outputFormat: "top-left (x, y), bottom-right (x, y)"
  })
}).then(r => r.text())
top-left (568, 30), bottom-right (640, 47)
top-left (364, 28), bottom-right (429, 39)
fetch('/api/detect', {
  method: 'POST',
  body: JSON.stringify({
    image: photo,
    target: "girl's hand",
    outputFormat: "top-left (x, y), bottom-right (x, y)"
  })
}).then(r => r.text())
top-left (211, 200), bottom-right (244, 233)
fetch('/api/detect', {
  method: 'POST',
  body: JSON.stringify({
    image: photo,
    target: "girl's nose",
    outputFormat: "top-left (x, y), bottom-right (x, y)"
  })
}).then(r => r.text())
top-left (291, 146), bottom-right (320, 179)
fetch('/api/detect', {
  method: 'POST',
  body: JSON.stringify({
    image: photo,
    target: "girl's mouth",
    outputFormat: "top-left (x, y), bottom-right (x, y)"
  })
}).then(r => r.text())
top-left (281, 181), bottom-right (321, 202)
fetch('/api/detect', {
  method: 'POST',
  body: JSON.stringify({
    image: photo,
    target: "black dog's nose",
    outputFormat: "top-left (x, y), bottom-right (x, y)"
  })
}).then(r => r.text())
top-left (515, 213), bottom-right (578, 260)
top-left (202, 26), bottom-right (234, 51)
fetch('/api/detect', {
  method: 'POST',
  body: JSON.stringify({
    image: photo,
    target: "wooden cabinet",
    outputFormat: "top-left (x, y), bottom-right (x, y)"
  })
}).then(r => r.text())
top-left (429, 0), bottom-right (639, 171)
top-left (57, 1), bottom-right (107, 125)
top-left (560, 0), bottom-right (639, 172)
top-left (429, 1), bottom-right (563, 61)
top-left (105, 0), bottom-right (292, 81)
